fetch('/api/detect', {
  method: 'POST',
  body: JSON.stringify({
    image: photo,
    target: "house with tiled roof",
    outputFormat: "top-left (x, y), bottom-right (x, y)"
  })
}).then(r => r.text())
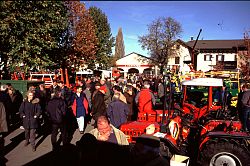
top-left (168, 39), bottom-right (247, 73)
top-left (114, 39), bottom-right (247, 77)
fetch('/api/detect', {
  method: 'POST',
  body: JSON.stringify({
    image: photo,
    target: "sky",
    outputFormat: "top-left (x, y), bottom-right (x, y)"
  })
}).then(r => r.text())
top-left (83, 1), bottom-right (250, 57)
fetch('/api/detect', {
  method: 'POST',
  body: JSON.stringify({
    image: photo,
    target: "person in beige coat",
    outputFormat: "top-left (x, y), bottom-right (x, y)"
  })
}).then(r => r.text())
top-left (89, 115), bottom-right (129, 145)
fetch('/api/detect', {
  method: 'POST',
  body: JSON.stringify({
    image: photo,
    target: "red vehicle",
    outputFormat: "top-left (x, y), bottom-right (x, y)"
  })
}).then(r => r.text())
top-left (120, 77), bottom-right (250, 166)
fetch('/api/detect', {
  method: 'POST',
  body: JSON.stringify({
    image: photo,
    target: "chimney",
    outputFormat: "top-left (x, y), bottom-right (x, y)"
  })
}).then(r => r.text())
top-left (190, 36), bottom-right (194, 41)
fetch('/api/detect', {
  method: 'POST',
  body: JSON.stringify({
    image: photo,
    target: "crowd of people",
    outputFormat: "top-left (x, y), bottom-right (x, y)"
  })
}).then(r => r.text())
top-left (0, 74), bottom-right (249, 165)
top-left (0, 75), bottom-right (168, 163)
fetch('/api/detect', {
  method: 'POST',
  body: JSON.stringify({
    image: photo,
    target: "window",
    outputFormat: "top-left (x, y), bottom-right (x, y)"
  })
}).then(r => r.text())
top-left (204, 54), bottom-right (212, 61)
top-left (176, 44), bottom-right (180, 49)
top-left (175, 57), bottom-right (180, 64)
top-left (216, 54), bottom-right (224, 61)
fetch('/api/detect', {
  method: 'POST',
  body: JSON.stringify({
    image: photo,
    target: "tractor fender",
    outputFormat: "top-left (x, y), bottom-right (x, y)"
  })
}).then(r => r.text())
top-left (199, 131), bottom-right (250, 150)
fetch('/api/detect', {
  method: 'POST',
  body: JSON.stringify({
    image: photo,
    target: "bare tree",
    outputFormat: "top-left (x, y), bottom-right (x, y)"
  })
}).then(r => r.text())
top-left (239, 30), bottom-right (250, 80)
top-left (214, 61), bottom-right (224, 71)
top-left (138, 17), bottom-right (182, 74)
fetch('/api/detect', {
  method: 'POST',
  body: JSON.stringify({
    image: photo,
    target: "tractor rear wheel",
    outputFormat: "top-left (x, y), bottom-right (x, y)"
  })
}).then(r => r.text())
top-left (199, 140), bottom-right (250, 166)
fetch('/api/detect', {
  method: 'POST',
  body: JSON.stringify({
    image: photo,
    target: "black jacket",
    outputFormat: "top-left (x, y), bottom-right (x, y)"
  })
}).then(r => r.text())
top-left (46, 97), bottom-right (66, 124)
top-left (19, 98), bottom-right (42, 129)
top-left (91, 90), bottom-right (106, 119)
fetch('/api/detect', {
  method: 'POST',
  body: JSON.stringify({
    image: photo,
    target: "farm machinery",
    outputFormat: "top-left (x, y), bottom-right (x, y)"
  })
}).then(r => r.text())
top-left (120, 76), bottom-right (250, 166)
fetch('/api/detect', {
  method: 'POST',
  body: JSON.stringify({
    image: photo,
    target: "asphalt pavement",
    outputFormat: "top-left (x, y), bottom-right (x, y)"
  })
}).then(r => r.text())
top-left (1, 121), bottom-right (94, 166)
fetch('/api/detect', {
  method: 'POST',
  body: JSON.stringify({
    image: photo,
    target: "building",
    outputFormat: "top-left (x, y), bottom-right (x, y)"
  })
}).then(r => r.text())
top-left (115, 52), bottom-right (158, 77)
top-left (114, 39), bottom-right (247, 77)
top-left (168, 39), bottom-right (247, 73)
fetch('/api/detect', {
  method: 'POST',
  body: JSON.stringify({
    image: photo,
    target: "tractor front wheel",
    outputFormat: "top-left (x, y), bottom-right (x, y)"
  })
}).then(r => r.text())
top-left (199, 140), bottom-right (250, 166)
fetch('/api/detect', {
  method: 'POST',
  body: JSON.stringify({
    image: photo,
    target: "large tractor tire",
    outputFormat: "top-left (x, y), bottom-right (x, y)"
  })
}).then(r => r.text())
top-left (199, 139), bottom-right (250, 166)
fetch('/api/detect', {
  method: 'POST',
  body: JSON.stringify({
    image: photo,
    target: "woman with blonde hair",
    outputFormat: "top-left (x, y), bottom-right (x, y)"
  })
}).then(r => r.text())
top-left (19, 90), bottom-right (41, 152)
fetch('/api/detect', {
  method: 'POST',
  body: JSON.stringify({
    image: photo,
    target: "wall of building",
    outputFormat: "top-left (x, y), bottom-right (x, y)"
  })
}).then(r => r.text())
top-left (116, 52), bottom-right (155, 75)
top-left (168, 44), bottom-right (191, 73)
top-left (197, 53), bottom-right (236, 71)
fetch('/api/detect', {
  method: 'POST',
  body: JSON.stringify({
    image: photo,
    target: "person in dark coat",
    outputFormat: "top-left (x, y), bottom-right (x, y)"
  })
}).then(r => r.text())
top-left (58, 80), bottom-right (73, 107)
top-left (100, 79), bottom-right (111, 108)
top-left (124, 85), bottom-right (136, 121)
top-left (46, 90), bottom-right (67, 150)
top-left (213, 83), bottom-right (232, 109)
top-left (237, 84), bottom-right (248, 123)
top-left (19, 91), bottom-right (42, 152)
top-left (107, 93), bottom-right (130, 128)
top-left (35, 84), bottom-right (49, 112)
top-left (90, 85), bottom-right (107, 127)
top-left (6, 86), bottom-right (23, 127)
top-left (241, 84), bottom-right (250, 132)
top-left (49, 79), bottom-right (60, 95)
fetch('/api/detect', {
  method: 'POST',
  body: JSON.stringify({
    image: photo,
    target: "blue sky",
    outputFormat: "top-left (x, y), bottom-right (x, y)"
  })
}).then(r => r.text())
top-left (83, 1), bottom-right (250, 57)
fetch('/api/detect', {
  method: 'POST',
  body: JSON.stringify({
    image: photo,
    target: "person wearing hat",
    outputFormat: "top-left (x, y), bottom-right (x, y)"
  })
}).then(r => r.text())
top-left (135, 80), bottom-right (156, 113)
top-left (90, 85), bottom-right (107, 127)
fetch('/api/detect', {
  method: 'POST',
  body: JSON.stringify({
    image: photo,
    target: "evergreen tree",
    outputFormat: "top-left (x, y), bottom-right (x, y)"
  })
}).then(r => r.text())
top-left (89, 6), bottom-right (114, 70)
top-left (114, 27), bottom-right (125, 61)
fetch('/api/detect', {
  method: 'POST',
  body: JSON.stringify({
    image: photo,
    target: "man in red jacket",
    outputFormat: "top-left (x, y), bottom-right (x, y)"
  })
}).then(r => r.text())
top-left (135, 81), bottom-right (156, 113)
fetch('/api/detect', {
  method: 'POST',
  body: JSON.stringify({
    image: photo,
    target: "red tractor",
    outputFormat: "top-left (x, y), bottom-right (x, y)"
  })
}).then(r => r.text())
top-left (120, 76), bottom-right (250, 166)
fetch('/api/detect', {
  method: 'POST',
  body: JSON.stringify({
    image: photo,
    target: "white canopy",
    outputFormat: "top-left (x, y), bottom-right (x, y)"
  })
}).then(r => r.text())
top-left (182, 78), bottom-right (223, 87)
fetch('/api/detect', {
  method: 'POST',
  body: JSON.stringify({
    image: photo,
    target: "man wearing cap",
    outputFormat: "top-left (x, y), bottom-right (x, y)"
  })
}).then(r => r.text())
top-left (135, 80), bottom-right (156, 113)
